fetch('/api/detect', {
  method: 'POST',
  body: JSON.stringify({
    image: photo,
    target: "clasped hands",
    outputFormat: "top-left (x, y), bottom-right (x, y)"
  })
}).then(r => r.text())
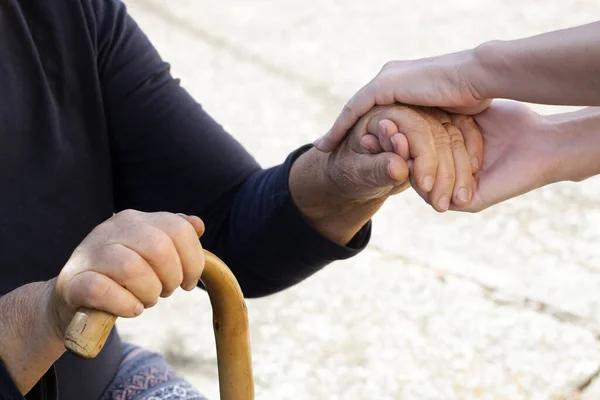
top-left (323, 103), bottom-right (484, 213)
top-left (320, 99), bottom-right (559, 215)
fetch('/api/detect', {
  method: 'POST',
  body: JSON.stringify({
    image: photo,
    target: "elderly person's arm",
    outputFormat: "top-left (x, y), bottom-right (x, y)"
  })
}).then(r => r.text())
top-left (0, 282), bottom-right (62, 397)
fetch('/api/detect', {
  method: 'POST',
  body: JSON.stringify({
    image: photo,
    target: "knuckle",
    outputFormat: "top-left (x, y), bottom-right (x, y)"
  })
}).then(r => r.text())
top-left (342, 103), bottom-right (356, 118)
top-left (105, 243), bottom-right (136, 265)
top-left (438, 171), bottom-right (456, 184)
top-left (152, 236), bottom-right (176, 263)
top-left (452, 114), bottom-right (475, 129)
top-left (448, 129), bottom-right (466, 147)
top-left (85, 274), bottom-right (111, 305)
top-left (116, 209), bottom-right (141, 221)
top-left (171, 216), bottom-right (196, 239)
top-left (413, 118), bottom-right (430, 132)
top-left (117, 255), bottom-right (141, 281)
top-left (433, 133), bottom-right (452, 147)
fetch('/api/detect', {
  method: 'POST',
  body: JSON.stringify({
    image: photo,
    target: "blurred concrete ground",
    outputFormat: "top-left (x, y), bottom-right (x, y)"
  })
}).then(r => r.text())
top-left (115, 1), bottom-right (600, 399)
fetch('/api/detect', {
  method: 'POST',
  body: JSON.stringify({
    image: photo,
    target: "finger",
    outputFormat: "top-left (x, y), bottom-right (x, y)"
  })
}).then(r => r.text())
top-left (451, 114), bottom-right (483, 173)
top-left (407, 164), bottom-right (432, 205)
top-left (66, 271), bottom-right (145, 318)
top-left (424, 116), bottom-right (455, 212)
top-left (375, 119), bottom-right (398, 153)
top-left (88, 243), bottom-right (163, 308)
top-left (366, 117), bottom-right (409, 159)
top-left (369, 107), bottom-right (438, 192)
top-left (360, 134), bottom-right (384, 154)
top-left (177, 214), bottom-right (206, 237)
top-left (353, 152), bottom-right (409, 188)
top-left (315, 83), bottom-right (380, 152)
top-left (377, 120), bottom-right (411, 161)
top-left (144, 213), bottom-right (205, 292)
top-left (109, 220), bottom-right (184, 297)
top-left (444, 124), bottom-right (474, 206)
top-left (391, 133), bottom-right (410, 161)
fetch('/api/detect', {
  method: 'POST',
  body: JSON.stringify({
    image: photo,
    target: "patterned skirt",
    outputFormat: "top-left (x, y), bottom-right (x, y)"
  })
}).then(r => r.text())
top-left (99, 343), bottom-right (208, 400)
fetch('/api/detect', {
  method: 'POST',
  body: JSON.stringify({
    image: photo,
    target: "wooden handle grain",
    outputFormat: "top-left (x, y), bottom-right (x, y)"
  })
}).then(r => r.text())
top-left (64, 250), bottom-right (254, 400)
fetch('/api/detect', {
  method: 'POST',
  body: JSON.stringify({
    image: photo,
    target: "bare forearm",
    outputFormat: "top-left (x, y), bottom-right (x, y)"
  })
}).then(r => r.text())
top-left (289, 148), bottom-right (386, 245)
top-left (0, 280), bottom-right (65, 394)
top-left (545, 107), bottom-right (600, 183)
top-left (473, 21), bottom-right (600, 106)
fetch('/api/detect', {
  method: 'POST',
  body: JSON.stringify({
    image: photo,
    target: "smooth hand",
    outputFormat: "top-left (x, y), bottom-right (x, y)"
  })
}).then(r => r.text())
top-left (457, 101), bottom-right (559, 212)
top-left (314, 50), bottom-right (491, 152)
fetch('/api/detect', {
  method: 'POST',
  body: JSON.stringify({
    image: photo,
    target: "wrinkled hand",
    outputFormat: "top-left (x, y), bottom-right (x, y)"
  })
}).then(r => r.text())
top-left (51, 210), bottom-right (206, 337)
top-left (314, 51), bottom-right (491, 153)
top-left (369, 101), bottom-right (556, 212)
top-left (324, 104), bottom-right (483, 212)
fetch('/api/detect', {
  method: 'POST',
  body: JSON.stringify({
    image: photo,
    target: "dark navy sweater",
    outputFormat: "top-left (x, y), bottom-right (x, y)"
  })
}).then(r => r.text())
top-left (0, 0), bottom-right (369, 398)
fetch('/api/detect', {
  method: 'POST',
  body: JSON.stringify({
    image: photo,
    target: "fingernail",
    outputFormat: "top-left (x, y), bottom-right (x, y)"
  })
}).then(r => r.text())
top-left (390, 135), bottom-right (397, 152)
top-left (134, 303), bottom-right (144, 316)
top-left (422, 175), bottom-right (434, 192)
top-left (437, 196), bottom-right (450, 211)
top-left (378, 121), bottom-right (385, 136)
top-left (471, 157), bottom-right (479, 169)
top-left (313, 136), bottom-right (324, 148)
top-left (456, 187), bottom-right (470, 202)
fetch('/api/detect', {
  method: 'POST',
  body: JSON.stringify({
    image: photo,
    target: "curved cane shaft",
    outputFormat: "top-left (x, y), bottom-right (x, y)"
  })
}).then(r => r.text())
top-left (201, 251), bottom-right (254, 400)
top-left (64, 250), bottom-right (254, 400)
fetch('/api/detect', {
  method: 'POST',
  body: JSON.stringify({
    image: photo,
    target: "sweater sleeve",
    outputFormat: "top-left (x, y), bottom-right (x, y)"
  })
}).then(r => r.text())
top-left (92, 0), bottom-right (370, 297)
top-left (0, 360), bottom-right (23, 400)
top-left (0, 360), bottom-right (57, 400)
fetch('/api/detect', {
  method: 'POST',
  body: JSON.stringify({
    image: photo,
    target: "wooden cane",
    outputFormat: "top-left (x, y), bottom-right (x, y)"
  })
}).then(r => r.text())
top-left (63, 250), bottom-right (255, 400)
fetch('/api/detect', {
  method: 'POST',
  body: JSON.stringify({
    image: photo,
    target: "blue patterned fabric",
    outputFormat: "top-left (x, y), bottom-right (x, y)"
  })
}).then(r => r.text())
top-left (99, 344), bottom-right (208, 400)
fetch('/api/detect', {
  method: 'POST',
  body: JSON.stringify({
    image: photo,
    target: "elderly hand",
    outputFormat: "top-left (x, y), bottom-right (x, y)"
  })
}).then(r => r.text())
top-left (51, 210), bottom-right (206, 337)
top-left (289, 104), bottom-right (483, 244)
top-left (328, 104), bottom-right (482, 209)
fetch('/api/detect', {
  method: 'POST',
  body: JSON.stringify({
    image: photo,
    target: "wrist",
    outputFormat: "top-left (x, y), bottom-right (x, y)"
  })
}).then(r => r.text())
top-left (542, 109), bottom-right (600, 183)
top-left (470, 40), bottom-right (504, 100)
top-left (289, 148), bottom-right (385, 245)
top-left (44, 278), bottom-right (71, 343)
top-left (0, 281), bottom-right (66, 393)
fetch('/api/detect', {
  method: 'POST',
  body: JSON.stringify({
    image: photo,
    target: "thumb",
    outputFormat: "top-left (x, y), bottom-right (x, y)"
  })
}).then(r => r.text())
top-left (354, 152), bottom-right (409, 188)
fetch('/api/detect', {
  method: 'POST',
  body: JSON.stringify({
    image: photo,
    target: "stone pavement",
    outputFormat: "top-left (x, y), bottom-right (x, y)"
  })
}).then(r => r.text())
top-left (115, 1), bottom-right (600, 398)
